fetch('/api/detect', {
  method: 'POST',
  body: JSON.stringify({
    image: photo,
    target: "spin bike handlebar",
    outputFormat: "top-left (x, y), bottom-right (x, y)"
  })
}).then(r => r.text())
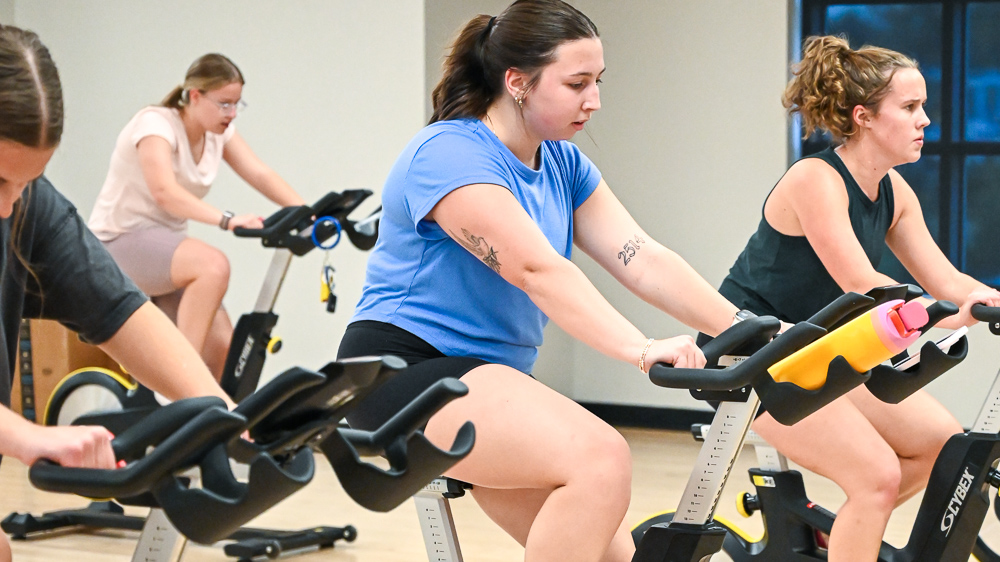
top-left (649, 286), bottom-right (967, 425)
top-left (233, 189), bottom-right (378, 256)
top-left (972, 303), bottom-right (1000, 335)
top-left (29, 397), bottom-right (242, 499)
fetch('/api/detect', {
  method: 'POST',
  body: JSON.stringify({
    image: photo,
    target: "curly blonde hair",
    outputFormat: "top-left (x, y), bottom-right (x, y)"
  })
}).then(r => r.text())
top-left (783, 35), bottom-right (918, 141)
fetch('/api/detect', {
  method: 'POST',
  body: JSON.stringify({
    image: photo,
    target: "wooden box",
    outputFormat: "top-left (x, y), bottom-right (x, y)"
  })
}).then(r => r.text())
top-left (12, 319), bottom-right (119, 422)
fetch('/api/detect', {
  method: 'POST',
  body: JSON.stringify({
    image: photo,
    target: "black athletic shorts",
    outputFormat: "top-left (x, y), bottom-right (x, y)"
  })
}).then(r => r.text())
top-left (337, 320), bottom-right (487, 431)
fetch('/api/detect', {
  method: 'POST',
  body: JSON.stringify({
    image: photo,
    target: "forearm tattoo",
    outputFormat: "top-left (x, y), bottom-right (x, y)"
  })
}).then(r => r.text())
top-left (617, 234), bottom-right (646, 266)
top-left (452, 228), bottom-right (502, 273)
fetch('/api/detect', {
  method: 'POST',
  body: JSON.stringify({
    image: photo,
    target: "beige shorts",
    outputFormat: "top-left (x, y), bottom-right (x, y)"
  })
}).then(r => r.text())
top-left (102, 226), bottom-right (186, 321)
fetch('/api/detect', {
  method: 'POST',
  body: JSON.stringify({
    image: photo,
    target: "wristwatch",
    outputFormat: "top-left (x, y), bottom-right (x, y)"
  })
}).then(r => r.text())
top-left (219, 210), bottom-right (235, 230)
top-left (732, 309), bottom-right (756, 325)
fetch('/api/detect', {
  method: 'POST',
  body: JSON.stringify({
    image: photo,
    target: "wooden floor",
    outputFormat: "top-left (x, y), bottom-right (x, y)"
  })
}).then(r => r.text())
top-left (2, 427), bottom-right (999, 561)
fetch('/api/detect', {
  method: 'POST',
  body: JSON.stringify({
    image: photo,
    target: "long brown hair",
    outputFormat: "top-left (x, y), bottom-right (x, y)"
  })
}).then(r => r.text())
top-left (430, 0), bottom-right (599, 124)
top-left (783, 35), bottom-right (918, 141)
top-left (0, 25), bottom-right (62, 148)
top-left (0, 24), bottom-right (63, 291)
top-left (162, 53), bottom-right (244, 109)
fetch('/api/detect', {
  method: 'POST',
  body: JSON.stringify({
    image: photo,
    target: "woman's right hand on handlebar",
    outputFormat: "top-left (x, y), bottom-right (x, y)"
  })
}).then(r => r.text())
top-left (15, 424), bottom-right (117, 469)
top-left (228, 213), bottom-right (264, 231)
top-left (642, 335), bottom-right (706, 372)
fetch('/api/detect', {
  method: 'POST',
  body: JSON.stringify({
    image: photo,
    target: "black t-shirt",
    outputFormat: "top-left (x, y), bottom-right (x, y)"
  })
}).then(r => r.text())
top-left (718, 147), bottom-right (895, 323)
top-left (1, 176), bottom-right (147, 409)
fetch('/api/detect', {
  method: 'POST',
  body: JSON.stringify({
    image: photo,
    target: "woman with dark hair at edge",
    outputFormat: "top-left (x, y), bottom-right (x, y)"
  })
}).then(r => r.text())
top-left (336, 1), bottom-right (745, 560)
top-left (710, 35), bottom-right (1000, 561)
top-left (89, 53), bottom-right (305, 380)
top-left (0, 25), bottom-right (233, 562)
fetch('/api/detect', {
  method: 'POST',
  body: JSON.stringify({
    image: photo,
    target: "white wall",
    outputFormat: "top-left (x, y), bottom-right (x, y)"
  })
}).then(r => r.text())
top-left (13, 1), bottom-right (426, 380)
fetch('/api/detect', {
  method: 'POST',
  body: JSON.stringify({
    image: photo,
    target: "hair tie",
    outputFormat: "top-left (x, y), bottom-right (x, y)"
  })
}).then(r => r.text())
top-left (481, 15), bottom-right (497, 41)
top-left (179, 88), bottom-right (190, 106)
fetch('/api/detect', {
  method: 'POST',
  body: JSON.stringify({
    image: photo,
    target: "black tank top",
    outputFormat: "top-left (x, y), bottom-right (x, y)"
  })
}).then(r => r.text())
top-left (718, 147), bottom-right (895, 323)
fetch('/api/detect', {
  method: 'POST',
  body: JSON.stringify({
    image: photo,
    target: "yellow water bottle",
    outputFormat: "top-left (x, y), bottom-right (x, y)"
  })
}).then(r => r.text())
top-left (768, 299), bottom-right (928, 390)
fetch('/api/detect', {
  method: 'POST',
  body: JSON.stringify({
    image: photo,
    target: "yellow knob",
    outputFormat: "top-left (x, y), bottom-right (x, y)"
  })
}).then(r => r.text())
top-left (736, 492), bottom-right (752, 518)
top-left (267, 337), bottom-right (283, 354)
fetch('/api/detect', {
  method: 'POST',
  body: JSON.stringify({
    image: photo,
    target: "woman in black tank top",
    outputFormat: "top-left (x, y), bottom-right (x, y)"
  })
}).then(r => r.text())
top-left (718, 36), bottom-right (1000, 561)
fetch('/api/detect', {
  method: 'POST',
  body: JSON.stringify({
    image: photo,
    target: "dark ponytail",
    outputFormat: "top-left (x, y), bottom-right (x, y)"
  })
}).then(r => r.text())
top-left (430, 0), bottom-right (598, 124)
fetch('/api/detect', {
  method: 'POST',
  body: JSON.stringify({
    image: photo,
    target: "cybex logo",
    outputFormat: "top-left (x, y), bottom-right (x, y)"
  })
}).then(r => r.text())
top-left (940, 467), bottom-right (975, 536)
top-left (234, 336), bottom-right (255, 380)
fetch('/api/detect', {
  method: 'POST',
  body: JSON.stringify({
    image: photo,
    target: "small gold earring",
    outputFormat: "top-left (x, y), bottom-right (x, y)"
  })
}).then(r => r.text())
top-left (515, 95), bottom-right (524, 108)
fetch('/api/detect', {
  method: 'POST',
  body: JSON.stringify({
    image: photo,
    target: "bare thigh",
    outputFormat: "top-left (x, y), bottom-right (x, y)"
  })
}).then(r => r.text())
top-left (847, 386), bottom-right (960, 459)
top-left (752, 393), bottom-right (900, 496)
top-left (423, 365), bottom-right (631, 491)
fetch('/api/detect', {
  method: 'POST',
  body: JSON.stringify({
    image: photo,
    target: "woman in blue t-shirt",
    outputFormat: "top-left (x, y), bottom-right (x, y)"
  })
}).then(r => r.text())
top-left (338, 1), bottom-right (743, 560)
top-left (0, 25), bottom-right (234, 562)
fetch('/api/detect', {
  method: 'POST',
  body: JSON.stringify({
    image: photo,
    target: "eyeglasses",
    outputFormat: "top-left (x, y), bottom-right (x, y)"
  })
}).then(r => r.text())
top-left (201, 93), bottom-right (247, 114)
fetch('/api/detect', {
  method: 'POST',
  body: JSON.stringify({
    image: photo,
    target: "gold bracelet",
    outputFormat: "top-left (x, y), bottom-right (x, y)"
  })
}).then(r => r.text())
top-left (638, 338), bottom-right (655, 373)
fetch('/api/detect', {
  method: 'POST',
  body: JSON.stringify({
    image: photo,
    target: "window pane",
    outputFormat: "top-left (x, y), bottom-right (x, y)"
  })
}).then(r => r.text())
top-left (825, 4), bottom-right (943, 142)
top-left (966, 3), bottom-right (1000, 141)
top-left (877, 155), bottom-right (941, 285)
top-left (963, 156), bottom-right (1000, 285)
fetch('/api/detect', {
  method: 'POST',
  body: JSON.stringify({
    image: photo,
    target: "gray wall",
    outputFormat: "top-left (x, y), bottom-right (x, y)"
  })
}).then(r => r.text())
top-left (12, 1), bottom-right (425, 379)
top-left (425, 0), bottom-right (790, 412)
top-left (0, 0), bottom-right (12, 24)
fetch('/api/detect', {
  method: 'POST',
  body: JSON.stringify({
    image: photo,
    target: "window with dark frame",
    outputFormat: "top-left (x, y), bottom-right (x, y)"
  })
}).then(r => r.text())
top-left (799, 0), bottom-right (1000, 286)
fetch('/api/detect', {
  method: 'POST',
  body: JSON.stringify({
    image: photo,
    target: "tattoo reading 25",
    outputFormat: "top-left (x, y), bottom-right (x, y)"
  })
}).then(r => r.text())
top-left (453, 228), bottom-right (502, 273)
top-left (618, 234), bottom-right (646, 266)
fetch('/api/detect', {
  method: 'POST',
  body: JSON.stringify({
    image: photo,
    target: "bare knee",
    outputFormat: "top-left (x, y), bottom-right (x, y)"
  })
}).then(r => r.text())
top-left (199, 251), bottom-right (231, 287)
top-left (173, 241), bottom-right (230, 290)
top-left (845, 460), bottom-right (901, 513)
top-left (567, 427), bottom-right (632, 510)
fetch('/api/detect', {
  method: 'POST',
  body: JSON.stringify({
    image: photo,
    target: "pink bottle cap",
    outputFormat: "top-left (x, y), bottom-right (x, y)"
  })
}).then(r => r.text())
top-left (896, 300), bottom-right (929, 334)
top-left (871, 299), bottom-right (926, 354)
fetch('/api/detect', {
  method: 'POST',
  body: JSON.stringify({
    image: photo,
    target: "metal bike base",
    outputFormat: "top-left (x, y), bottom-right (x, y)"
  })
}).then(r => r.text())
top-left (2, 501), bottom-right (356, 561)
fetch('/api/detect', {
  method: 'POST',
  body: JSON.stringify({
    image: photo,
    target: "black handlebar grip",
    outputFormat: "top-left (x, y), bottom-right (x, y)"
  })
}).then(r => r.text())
top-left (806, 292), bottom-right (874, 331)
top-left (699, 316), bottom-right (781, 364)
top-left (234, 205), bottom-right (312, 239)
top-left (921, 300), bottom-right (960, 333)
top-left (972, 304), bottom-right (1000, 335)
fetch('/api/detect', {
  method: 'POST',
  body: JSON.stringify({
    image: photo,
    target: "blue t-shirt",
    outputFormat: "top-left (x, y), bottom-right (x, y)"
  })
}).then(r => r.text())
top-left (351, 118), bottom-right (601, 373)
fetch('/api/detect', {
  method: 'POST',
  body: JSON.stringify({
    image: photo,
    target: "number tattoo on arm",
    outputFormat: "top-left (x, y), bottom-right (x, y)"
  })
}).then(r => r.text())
top-left (617, 234), bottom-right (646, 266)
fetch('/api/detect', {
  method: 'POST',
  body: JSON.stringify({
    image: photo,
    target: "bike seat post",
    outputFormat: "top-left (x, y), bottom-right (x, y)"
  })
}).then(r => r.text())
top-left (254, 249), bottom-right (294, 313)
top-left (415, 478), bottom-right (465, 561)
top-left (700, 423), bottom-right (788, 472)
top-left (131, 508), bottom-right (187, 562)
top-left (674, 393), bottom-right (760, 525)
top-left (971, 366), bottom-right (1000, 434)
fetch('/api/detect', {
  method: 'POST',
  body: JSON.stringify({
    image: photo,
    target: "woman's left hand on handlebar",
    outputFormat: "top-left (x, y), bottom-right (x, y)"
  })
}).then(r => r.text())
top-left (228, 213), bottom-right (264, 231)
top-left (642, 335), bottom-right (706, 372)
top-left (960, 288), bottom-right (1000, 326)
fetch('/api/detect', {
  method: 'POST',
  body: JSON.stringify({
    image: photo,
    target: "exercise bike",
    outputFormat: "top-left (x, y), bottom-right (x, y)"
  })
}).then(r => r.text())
top-left (3, 190), bottom-right (384, 560)
top-left (415, 287), bottom-right (960, 561)
top-left (20, 352), bottom-right (475, 562)
top-left (633, 289), bottom-right (985, 562)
